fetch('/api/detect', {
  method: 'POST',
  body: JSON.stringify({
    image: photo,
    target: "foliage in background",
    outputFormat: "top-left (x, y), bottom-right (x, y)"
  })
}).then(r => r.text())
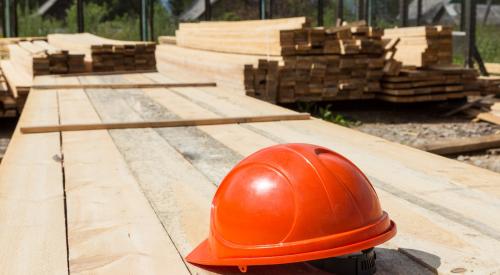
top-left (476, 25), bottom-right (500, 63)
top-left (9, 0), bottom-right (500, 63)
top-left (17, 1), bottom-right (176, 41)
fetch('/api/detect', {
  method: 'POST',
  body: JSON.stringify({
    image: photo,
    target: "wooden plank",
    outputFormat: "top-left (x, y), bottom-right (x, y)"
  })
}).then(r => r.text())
top-left (176, 17), bottom-right (308, 56)
top-left (21, 113), bottom-right (311, 134)
top-left (417, 134), bottom-right (500, 155)
top-left (58, 69), bottom-right (157, 77)
top-left (485, 63), bottom-right (500, 75)
top-left (136, 73), bottom-right (500, 273)
top-left (77, 74), bottom-right (328, 274)
top-left (51, 76), bottom-right (190, 274)
top-left (0, 87), bottom-right (68, 274)
top-left (476, 112), bottom-right (500, 125)
top-left (32, 82), bottom-right (217, 90)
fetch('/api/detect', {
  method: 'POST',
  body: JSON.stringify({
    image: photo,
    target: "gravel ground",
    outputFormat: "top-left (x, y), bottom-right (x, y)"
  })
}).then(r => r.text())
top-left (333, 102), bottom-right (500, 173)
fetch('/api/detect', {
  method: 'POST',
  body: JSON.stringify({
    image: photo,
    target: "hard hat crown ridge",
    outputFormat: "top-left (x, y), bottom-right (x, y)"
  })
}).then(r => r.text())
top-left (187, 143), bottom-right (396, 269)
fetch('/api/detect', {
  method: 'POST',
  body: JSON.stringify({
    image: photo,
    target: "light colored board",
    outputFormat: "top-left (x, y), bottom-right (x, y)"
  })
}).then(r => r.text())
top-left (21, 113), bottom-right (310, 134)
top-left (54, 76), bottom-right (190, 274)
top-left (417, 134), bottom-right (500, 155)
top-left (0, 59), bottom-right (33, 98)
top-left (176, 17), bottom-right (308, 56)
top-left (0, 86), bottom-right (68, 274)
top-left (486, 63), bottom-right (500, 75)
top-left (156, 44), bottom-right (282, 93)
top-left (32, 82), bottom-right (216, 90)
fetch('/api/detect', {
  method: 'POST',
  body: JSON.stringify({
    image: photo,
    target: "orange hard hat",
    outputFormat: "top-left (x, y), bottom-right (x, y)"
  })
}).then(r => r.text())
top-left (187, 143), bottom-right (396, 271)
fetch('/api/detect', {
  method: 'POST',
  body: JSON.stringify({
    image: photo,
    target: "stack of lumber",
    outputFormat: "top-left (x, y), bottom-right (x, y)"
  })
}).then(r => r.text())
top-left (376, 65), bottom-right (481, 102)
top-left (0, 59), bottom-right (32, 111)
top-left (156, 43), bottom-right (282, 94)
top-left (378, 25), bottom-right (486, 102)
top-left (383, 26), bottom-right (452, 67)
top-left (1, 71), bottom-right (500, 274)
top-left (48, 33), bottom-right (156, 72)
top-left (0, 68), bottom-right (16, 114)
top-left (7, 40), bottom-right (85, 76)
top-left (244, 23), bottom-right (385, 103)
top-left (175, 17), bottom-right (310, 56)
top-left (478, 76), bottom-right (500, 95)
top-left (0, 37), bottom-right (46, 59)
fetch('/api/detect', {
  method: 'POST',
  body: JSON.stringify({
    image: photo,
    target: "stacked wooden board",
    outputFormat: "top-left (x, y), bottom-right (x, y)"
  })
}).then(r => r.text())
top-left (165, 18), bottom-right (492, 104)
top-left (0, 59), bottom-right (32, 111)
top-left (156, 43), bottom-right (282, 94)
top-left (48, 33), bottom-right (157, 72)
top-left (478, 76), bottom-right (500, 95)
top-left (7, 41), bottom-right (85, 75)
top-left (376, 66), bottom-right (481, 102)
top-left (0, 36), bottom-right (46, 59)
top-left (383, 26), bottom-right (453, 67)
top-left (1, 71), bottom-right (500, 274)
top-left (168, 18), bottom-right (385, 103)
top-left (245, 24), bottom-right (385, 103)
top-left (0, 68), bottom-right (17, 115)
top-left (175, 17), bottom-right (310, 56)
top-left (376, 25), bottom-right (490, 102)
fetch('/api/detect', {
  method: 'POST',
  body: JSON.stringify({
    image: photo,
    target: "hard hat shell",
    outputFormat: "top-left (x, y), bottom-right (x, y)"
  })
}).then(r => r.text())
top-left (187, 143), bottom-right (396, 268)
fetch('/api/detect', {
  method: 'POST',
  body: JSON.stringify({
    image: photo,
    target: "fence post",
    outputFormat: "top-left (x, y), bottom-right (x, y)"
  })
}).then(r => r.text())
top-left (77, 0), bottom-right (84, 33)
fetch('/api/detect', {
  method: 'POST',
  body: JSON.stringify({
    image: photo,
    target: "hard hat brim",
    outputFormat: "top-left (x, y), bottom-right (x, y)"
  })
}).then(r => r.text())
top-left (186, 220), bottom-right (396, 268)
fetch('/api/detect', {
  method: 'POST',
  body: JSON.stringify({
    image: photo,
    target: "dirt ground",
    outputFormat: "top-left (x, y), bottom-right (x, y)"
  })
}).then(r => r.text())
top-left (333, 101), bottom-right (500, 173)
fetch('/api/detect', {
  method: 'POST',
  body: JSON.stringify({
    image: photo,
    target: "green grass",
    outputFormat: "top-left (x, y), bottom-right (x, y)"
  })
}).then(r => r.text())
top-left (296, 102), bottom-right (360, 127)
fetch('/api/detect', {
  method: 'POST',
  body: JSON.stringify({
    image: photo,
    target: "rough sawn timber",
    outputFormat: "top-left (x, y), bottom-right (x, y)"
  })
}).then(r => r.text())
top-left (1, 72), bottom-right (500, 274)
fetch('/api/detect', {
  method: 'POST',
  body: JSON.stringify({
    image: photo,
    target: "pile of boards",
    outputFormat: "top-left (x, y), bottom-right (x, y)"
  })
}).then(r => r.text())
top-left (157, 18), bottom-right (309, 95)
top-left (7, 40), bottom-right (85, 75)
top-left (376, 26), bottom-right (487, 102)
top-left (245, 24), bottom-right (385, 103)
top-left (478, 76), bottom-right (500, 95)
top-left (0, 68), bottom-right (16, 115)
top-left (159, 17), bottom-right (490, 104)
top-left (165, 18), bottom-right (386, 103)
top-left (377, 66), bottom-right (481, 102)
top-left (48, 33), bottom-right (156, 72)
top-left (383, 26), bottom-right (453, 67)
top-left (0, 37), bottom-right (46, 60)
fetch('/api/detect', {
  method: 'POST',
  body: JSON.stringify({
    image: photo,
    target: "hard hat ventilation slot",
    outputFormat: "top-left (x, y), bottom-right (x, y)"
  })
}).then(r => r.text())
top-left (308, 248), bottom-right (377, 275)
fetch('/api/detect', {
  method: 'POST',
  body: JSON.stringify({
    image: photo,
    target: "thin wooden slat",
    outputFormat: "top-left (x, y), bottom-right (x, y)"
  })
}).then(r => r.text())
top-left (417, 134), bottom-right (500, 155)
top-left (32, 82), bottom-right (216, 90)
top-left (20, 113), bottom-right (311, 134)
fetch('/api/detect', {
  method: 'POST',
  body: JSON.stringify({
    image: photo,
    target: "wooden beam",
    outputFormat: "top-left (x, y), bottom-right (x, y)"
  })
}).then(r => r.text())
top-left (418, 134), bottom-right (500, 155)
top-left (57, 69), bottom-right (158, 77)
top-left (476, 112), bottom-right (500, 125)
top-left (21, 113), bottom-right (311, 134)
top-left (31, 82), bottom-right (217, 90)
